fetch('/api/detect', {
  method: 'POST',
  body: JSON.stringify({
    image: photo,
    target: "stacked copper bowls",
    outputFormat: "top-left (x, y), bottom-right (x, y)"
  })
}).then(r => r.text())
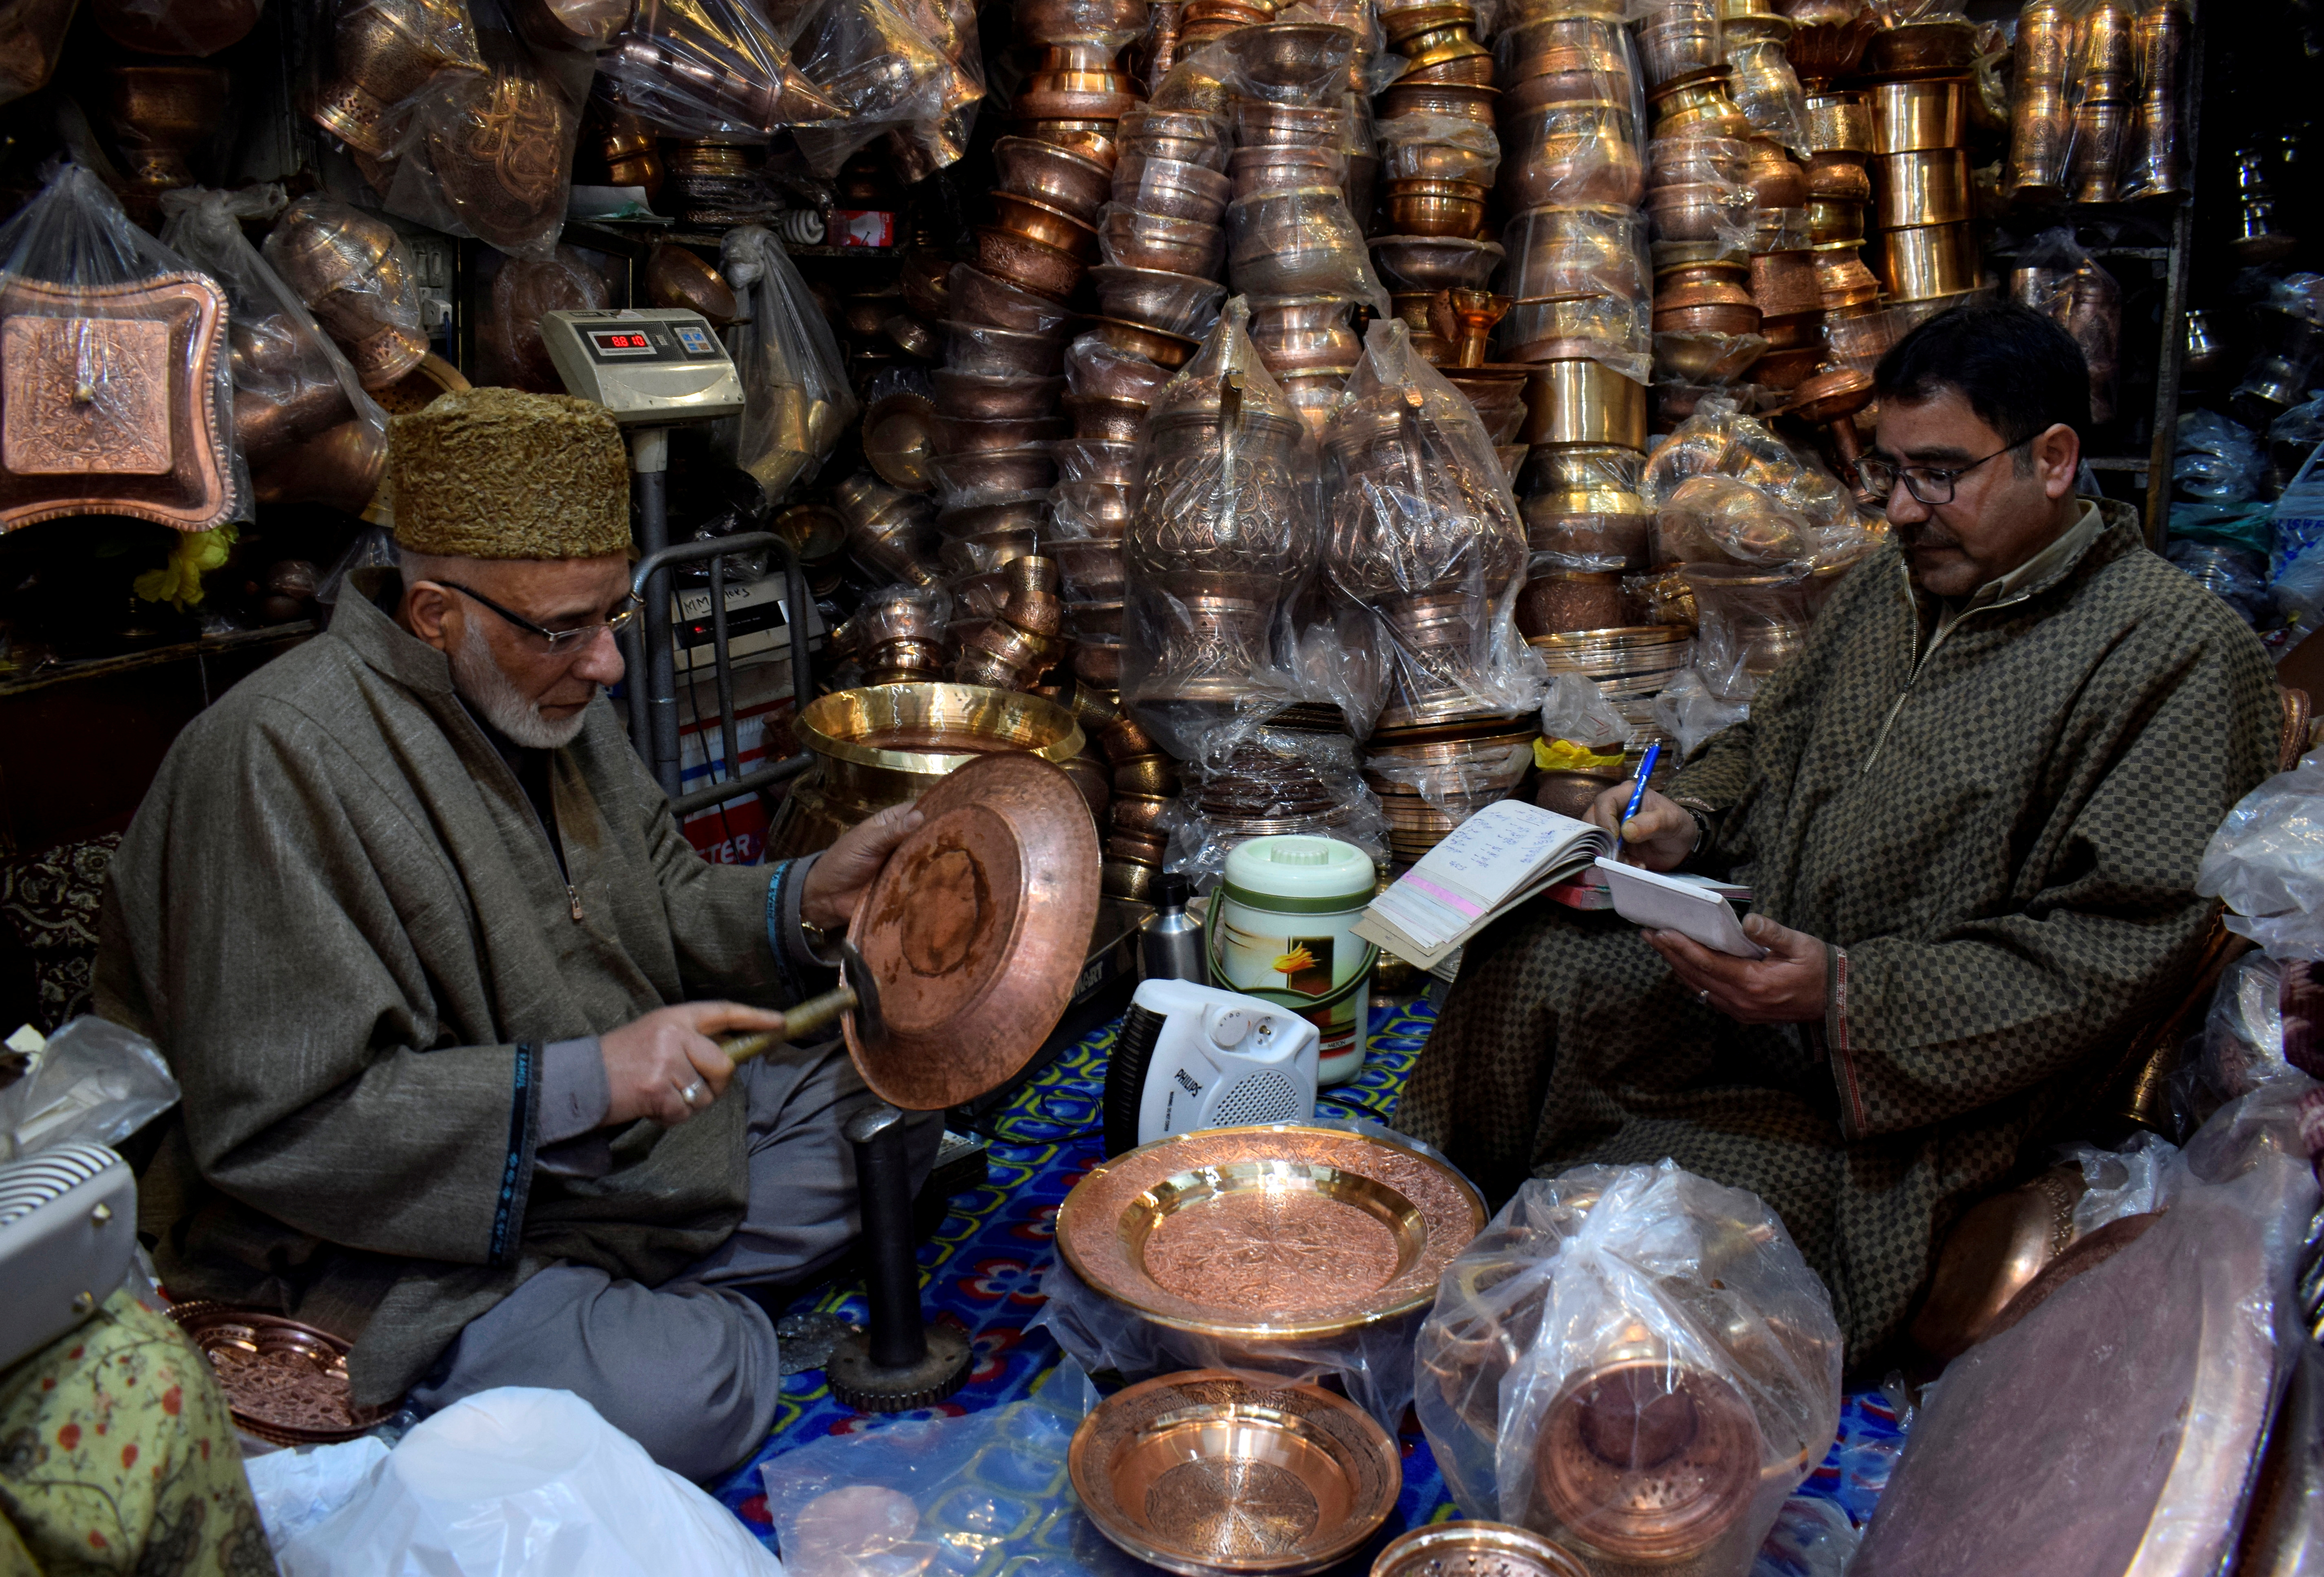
top-left (837, 472), bottom-right (944, 590)
top-left (1377, 2), bottom-right (1499, 242)
top-left (1009, 0), bottom-right (1149, 164)
top-left (1514, 357), bottom-right (1651, 614)
top-left (1094, 102), bottom-right (1231, 367)
top-left (1093, 706), bottom-right (1180, 899)
top-left (1365, 718), bottom-right (1540, 863)
top-left (1643, 135), bottom-right (1764, 413)
top-left (1862, 64), bottom-right (1977, 307)
top-left (1799, 87), bottom-right (1880, 323)
top-left (954, 555), bottom-right (1071, 690)
top-left (2119, 0), bottom-right (2189, 200)
top-left (1524, 625), bottom-right (1688, 812)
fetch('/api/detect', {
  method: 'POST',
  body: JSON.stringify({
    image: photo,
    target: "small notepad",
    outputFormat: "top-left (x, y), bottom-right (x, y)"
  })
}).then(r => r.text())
top-left (1593, 857), bottom-right (1768, 959)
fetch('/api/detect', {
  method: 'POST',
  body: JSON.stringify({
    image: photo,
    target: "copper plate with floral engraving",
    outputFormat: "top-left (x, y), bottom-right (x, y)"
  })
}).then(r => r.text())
top-left (1069, 1369), bottom-right (1401, 1577)
top-left (168, 1302), bottom-right (392, 1447)
top-left (1057, 1124), bottom-right (1486, 1340)
top-left (844, 750), bottom-right (1100, 1111)
top-left (0, 271), bottom-right (231, 531)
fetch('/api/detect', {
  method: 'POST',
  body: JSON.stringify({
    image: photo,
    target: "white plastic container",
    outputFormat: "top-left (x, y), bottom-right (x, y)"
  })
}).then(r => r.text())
top-left (1206, 834), bottom-right (1378, 1085)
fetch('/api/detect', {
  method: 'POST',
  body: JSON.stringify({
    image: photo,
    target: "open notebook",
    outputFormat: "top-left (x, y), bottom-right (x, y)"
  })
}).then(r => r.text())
top-left (1353, 800), bottom-right (1614, 972)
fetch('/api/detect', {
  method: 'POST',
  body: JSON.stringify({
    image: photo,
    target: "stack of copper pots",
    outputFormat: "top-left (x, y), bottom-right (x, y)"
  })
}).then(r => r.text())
top-left (1092, 705), bottom-right (1180, 900)
top-left (1375, 1), bottom-right (1498, 243)
top-left (1718, 3), bottom-right (1820, 396)
top-left (1052, 334), bottom-right (1171, 691)
top-left (1863, 71), bottom-right (1977, 308)
top-left (1008, 0), bottom-right (1148, 164)
top-left (954, 555), bottom-right (1071, 689)
top-left (2002, 0), bottom-right (2072, 203)
top-left (1514, 358), bottom-right (1652, 617)
top-left (2066, 0), bottom-right (2135, 204)
top-left (836, 472), bottom-right (944, 595)
top-left (1365, 718), bottom-right (1539, 864)
top-left (1093, 101), bottom-right (1231, 370)
top-left (1644, 135), bottom-right (1763, 417)
top-left (841, 584), bottom-right (952, 684)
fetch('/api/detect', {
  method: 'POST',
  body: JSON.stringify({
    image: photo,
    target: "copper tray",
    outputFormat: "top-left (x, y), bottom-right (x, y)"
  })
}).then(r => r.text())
top-left (168, 1302), bottom-right (391, 1446)
top-left (1370, 1521), bottom-right (1592, 1577)
top-left (843, 750), bottom-right (1100, 1111)
top-left (1069, 1369), bottom-right (1401, 1577)
top-left (1056, 1124), bottom-right (1486, 1340)
top-left (0, 271), bottom-right (232, 531)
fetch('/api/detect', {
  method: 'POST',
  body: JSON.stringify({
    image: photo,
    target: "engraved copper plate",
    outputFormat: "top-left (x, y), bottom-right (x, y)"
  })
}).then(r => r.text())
top-left (2, 316), bottom-right (173, 474)
top-left (167, 1301), bottom-right (391, 1447)
top-left (0, 271), bottom-right (231, 531)
top-left (1068, 1369), bottom-right (1401, 1577)
top-left (844, 750), bottom-right (1100, 1111)
top-left (1056, 1124), bottom-right (1486, 1339)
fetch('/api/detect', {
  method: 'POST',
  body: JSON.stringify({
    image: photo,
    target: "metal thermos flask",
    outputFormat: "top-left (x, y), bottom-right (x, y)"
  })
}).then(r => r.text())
top-left (1140, 871), bottom-right (1204, 983)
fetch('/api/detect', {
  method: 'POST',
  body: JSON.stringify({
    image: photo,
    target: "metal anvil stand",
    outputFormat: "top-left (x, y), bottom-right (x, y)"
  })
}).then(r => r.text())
top-left (822, 1102), bottom-right (973, 1411)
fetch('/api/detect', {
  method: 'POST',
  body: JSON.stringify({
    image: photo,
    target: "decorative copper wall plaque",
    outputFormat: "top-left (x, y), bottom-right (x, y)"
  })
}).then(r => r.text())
top-left (3, 316), bottom-right (175, 474)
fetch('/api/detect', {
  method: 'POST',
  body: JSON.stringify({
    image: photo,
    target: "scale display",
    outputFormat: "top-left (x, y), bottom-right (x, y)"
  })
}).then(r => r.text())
top-left (540, 308), bottom-right (745, 424)
top-left (586, 329), bottom-right (657, 357)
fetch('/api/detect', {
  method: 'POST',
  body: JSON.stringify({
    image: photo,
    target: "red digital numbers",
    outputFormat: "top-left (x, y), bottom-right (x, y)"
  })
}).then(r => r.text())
top-left (592, 331), bottom-right (650, 351)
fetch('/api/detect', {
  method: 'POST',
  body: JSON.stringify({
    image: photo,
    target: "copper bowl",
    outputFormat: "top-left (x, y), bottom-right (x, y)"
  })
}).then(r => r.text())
top-left (1112, 754), bottom-right (1180, 796)
top-left (1371, 1524), bottom-right (1591, 1577)
top-left (1741, 139), bottom-right (1806, 208)
top-left (863, 390), bottom-right (941, 491)
top-left (1015, 117), bottom-right (1123, 167)
top-left (932, 414), bottom-right (1069, 454)
top-left (1231, 97), bottom-right (1348, 150)
top-left (1013, 0), bottom-right (1148, 45)
top-left (992, 191), bottom-right (1101, 260)
top-left (1371, 235), bottom-right (1505, 291)
top-left (1635, 2), bottom-right (1723, 86)
top-left (1122, 130), bottom-right (1233, 170)
top-left (1221, 19), bottom-right (1360, 94)
top-left (1399, 53), bottom-right (1498, 85)
top-left (1814, 250), bottom-right (1882, 311)
top-left (1521, 358), bottom-right (1648, 447)
top-left (1069, 598), bottom-right (1126, 638)
top-left (1070, 1371), bottom-right (1402, 1577)
top-left (1098, 209), bottom-right (1226, 277)
top-left (1867, 76), bottom-right (1964, 153)
top-left (935, 446), bottom-right (1057, 499)
top-left (992, 135), bottom-right (1117, 222)
top-left (1652, 298), bottom-right (1761, 336)
top-left (1645, 134), bottom-right (1749, 188)
top-left (950, 262), bottom-right (1069, 332)
top-left (1378, 80), bottom-right (1499, 123)
top-left (1109, 790), bottom-right (1171, 834)
top-left (1860, 17), bottom-right (1977, 77)
top-left (1250, 296), bottom-right (1363, 372)
top-left (938, 495), bottom-right (1052, 542)
top-left (1089, 266), bottom-right (1226, 338)
top-left (1071, 637), bottom-right (1124, 687)
top-left (1517, 570), bottom-right (1628, 636)
top-left (1379, 134), bottom-right (1496, 186)
top-left (1013, 72), bottom-right (1140, 121)
top-left (974, 226), bottom-right (1086, 300)
top-left (1643, 180), bottom-right (1748, 243)
top-left (1500, 64), bottom-right (1630, 116)
top-left (1052, 539), bottom-right (1127, 599)
top-left (1086, 316), bottom-right (1201, 369)
top-left (1502, 104), bottom-right (1645, 209)
top-left (1871, 147), bottom-right (1970, 228)
top-left (1112, 156), bottom-right (1235, 221)
top-left (1228, 143), bottom-right (1346, 197)
top-left (932, 369), bottom-right (1067, 421)
top-left (1072, 349), bottom-right (1175, 404)
top-left (168, 1305), bottom-right (393, 1447)
top-left (643, 243), bottom-right (739, 325)
top-left (1802, 151), bottom-right (1871, 202)
top-left (1064, 394), bottom-right (1153, 443)
top-left (1876, 221), bottom-right (1978, 303)
top-left (941, 320), bottom-right (1068, 378)
top-left (1646, 72), bottom-right (1749, 138)
top-left (1386, 177), bottom-right (1487, 238)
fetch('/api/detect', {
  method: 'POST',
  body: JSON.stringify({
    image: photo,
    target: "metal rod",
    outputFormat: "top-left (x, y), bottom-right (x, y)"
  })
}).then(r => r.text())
top-left (779, 537), bottom-right (814, 715)
top-left (709, 550), bottom-right (744, 797)
top-left (2143, 24), bottom-right (2202, 552)
top-left (844, 1102), bottom-right (927, 1371)
top-left (667, 755), bottom-right (808, 818)
top-left (634, 464), bottom-right (683, 800)
top-left (620, 622), bottom-right (649, 757)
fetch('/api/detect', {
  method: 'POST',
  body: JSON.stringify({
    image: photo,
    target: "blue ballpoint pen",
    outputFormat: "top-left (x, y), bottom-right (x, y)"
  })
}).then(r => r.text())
top-left (1621, 741), bottom-right (1661, 826)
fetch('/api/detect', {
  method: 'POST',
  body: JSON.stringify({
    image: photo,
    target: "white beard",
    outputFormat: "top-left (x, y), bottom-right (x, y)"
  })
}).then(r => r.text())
top-left (448, 616), bottom-right (593, 749)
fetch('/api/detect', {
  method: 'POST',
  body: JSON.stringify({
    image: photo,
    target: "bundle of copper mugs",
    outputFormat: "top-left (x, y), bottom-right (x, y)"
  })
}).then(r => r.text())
top-left (2005, 0), bottom-right (2189, 207)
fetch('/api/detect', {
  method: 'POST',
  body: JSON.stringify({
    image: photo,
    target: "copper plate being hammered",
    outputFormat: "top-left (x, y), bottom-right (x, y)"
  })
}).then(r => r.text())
top-left (1069, 1369), bottom-right (1401, 1577)
top-left (167, 1302), bottom-right (391, 1447)
top-left (1057, 1124), bottom-right (1486, 1340)
top-left (844, 750), bottom-right (1100, 1111)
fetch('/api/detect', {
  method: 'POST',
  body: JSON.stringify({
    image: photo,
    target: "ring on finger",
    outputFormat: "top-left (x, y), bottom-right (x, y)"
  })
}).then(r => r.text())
top-left (679, 1080), bottom-right (705, 1107)
top-left (1697, 988), bottom-right (1712, 1006)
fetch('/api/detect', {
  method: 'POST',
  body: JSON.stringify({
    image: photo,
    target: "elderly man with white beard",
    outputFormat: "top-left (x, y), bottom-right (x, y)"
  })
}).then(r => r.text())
top-left (95, 387), bottom-right (934, 1480)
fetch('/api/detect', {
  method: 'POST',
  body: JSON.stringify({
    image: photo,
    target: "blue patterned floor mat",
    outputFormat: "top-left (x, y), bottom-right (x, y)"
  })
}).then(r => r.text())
top-left (712, 999), bottom-right (1904, 1565)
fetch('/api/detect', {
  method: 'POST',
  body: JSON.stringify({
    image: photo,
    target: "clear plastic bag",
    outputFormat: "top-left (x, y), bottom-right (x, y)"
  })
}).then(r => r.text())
top-left (714, 223), bottom-right (857, 506)
top-left (1414, 1161), bottom-right (1842, 1576)
top-left (1375, 111), bottom-right (1502, 188)
top-left (1321, 319), bottom-right (1543, 731)
top-left (1652, 665), bottom-right (1751, 756)
top-left (303, 0), bottom-right (485, 165)
top-left (262, 192), bottom-right (429, 393)
top-left (1495, 205), bottom-right (1652, 383)
top-left (2197, 752), bottom-right (2324, 961)
top-left (2166, 540), bottom-right (2269, 626)
top-left (1120, 299), bottom-right (1314, 758)
top-left (0, 161), bottom-right (245, 532)
top-left (2174, 408), bottom-right (2265, 505)
top-left (1656, 475), bottom-right (1816, 568)
top-left (1098, 203), bottom-right (1227, 280)
top-left (600, 0), bottom-right (841, 137)
top-left (875, 0), bottom-right (983, 183)
top-left (1685, 561), bottom-right (1811, 699)
top-left (1503, 101), bottom-right (1644, 211)
top-left (788, 0), bottom-right (968, 178)
top-left (1724, 29), bottom-right (1809, 155)
top-left (159, 183), bottom-right (388, 515)
top-left (1065, 333), bottom-right (1172, 406)
top-left (1644, 399), bottom-right (1854, 546)
top-left (1162, 715), bottom-right (1392, 884)
top-left (2009, 228), bottom-right (2119, 425)
top-left (1225, 188), bottom-right (1390, 314)
top-left (1540, 669), bottom-right (1630, 753)
top-left (0, 1016), bottom-right (180, 1162)
top-left (2053, 1130), bottom-right (2179, 1237)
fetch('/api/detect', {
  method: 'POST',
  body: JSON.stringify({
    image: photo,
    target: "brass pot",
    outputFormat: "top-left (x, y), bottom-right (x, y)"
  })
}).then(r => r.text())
top-left (1740, 137), bottom-right (1805, 208)
top-left (1802, 150), bottom-right (1871, 202)
top-left (1111, 155), bottom-right (1233, 221)
top-left (1089, 265), bottom-right (1225, 338)
top-left (1871, 147), bottom-right (1971, 228)
top-left (1063, 394), bottom-right (1152, 443)
top-left (1051, 540), bottom-right (1126, 599)
top-left (1812, 248), bottom-right (1881, 311)
top-left (1867, 76), bottom-right (1965, 154)
top-left (1516, 570), bottom-right (1627, 636)
top-left (941, 320), bottom-right (1067, 379)
top-left (1097, 208), bottom-right (1225, 276)
top-left (1013, 118), bottom-right (1122, 167)
top-left (1012, 71), bottom-right (1139, 121)
top-left (992, 136), bottom-right (1116, 222)
top-left (1371, 234), bottom-right (1505, 292)
top-left (1521, 359), bottom-right (1648, 447)
top-left (2004, 80), bottom-right (2071, 202)
top-left (973, 226), bottom-right (1085, 299)
top-left (1226, 142), bottom-right (1344, 198)
top-left (1385, 177), bottom-right (1488, 238)
top-left (1634, 0), bottom-right (1723, 87)
top-left (1399, 52), bottom-right (1498, 86)
top-left (949, 262), bottom-right (1068, 332)
top-left (1084, 316), bottom-right (1200, 368)
top-left (1802, 196), bottom-right (1864, 246)
top-left (780, 683), bottom-right (1084, 845)
top-left (1876, 221), bottom-right (1978, 303)
top-left (1231, 97), bottom-right (1346, 150)
top-left (1012, 0), bottom-right (1147, 46)
top-left (1859, 16), bottom-right (1976, 77)
top-left (931, 369), bottom-right (1065, 421)
top-left (1643, 180), bottom-right (1747, 243)
top-left (597, 108), bottom-right (663, 197)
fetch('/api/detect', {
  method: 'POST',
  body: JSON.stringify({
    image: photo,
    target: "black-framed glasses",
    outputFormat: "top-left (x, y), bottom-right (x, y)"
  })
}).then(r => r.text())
top-left (1855, 436), bottom-right (2031, 506)
top-left (429, 580), bottom-right (641, 655)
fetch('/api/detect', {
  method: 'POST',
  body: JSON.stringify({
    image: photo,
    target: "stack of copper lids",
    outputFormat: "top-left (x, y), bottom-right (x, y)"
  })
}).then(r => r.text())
top-left (1366, 713), bottom-right (1539, 864)
top-left (1528, 625), bottom-right (1692, 747)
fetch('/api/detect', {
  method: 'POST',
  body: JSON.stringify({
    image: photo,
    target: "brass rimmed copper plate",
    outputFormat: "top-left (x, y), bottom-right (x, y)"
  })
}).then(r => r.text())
top-left (1057, 1124), bottom-right (1486, 1339)
top-left (1069, 1369), bottom-right (1401, 1577)
top-left (1370, 1520), bottom-right (1593, 1577)
top-left (844, 750), bottom-right (1099, 1111)
top-left (168, 1303), bottom-right (391, 1446)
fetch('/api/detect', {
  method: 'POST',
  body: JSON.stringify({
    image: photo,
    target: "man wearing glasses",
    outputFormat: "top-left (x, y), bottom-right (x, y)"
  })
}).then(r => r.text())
top-left (95, 387), bottom-right (932, 1478)
top-left (1405, 302), bottom-right (2280, 1367)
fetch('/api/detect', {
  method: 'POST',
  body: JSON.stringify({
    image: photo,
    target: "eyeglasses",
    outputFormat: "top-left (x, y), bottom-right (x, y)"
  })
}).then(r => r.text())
top-left (1855, 437), bottom-right (2030, 506)
top-left (429, 580), bottom-right (641, 655)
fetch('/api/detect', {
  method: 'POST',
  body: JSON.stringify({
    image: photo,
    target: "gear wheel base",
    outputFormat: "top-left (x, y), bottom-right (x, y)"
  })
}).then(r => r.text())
top-left (825, 1324), bottom-right (973, 1413)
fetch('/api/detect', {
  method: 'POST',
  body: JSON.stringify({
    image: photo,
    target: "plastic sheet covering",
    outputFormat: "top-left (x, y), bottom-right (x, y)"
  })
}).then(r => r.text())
top-left (1321, 319), bottom-right (1542, 729)
top-left (0, 1016), bottom-right (179, 1162)
top-left (2054, 1130), bottom-right (2179, 1237)
top-left (1120, 299), bottom-right (1314, 758)
top-left (1851, 1080), bottom-right (2322, 1577)
top-left (2010, 227), bottom-right (2119, 424)
top-left (261, 192), bottom-right (427, 393)
top-left (599, 0), bottom-right (840, 137)
top-left (1117, 104), bottom-right (1230, 172)
top-left (1226, 187), bottom-right (1390, 316)
top-left (2175, 409), bottom-right (2265, 505)
top-left (1643, 136), bottom-right (1756, 259)
top-left (1372, 112), bottom-right (1499, 187)
top-left (1683, 561), bottom-right (1808, 700)
top-left (1032, 1119), bottom-right (1459, 1431)
top-left (2198, 751), bottom-right (2324, 962)
top-left (1500, 99), bottom-right (1642, 212)
top-left (303, 0), bottom-right (483, 161)
top-left (715, 223), bottom-right (857, 505)
top-left (1541, 669), bottom-right (1630, 752)
top-left (1159, 714), bottom-right (1391, 885)
top-left (477, 245), bottom-right (610, 390)
top-left (355, 0), bottom-right (586, 258)
top-left (1651, 665), bottom-right (1749, 757)
top-left (2167, 540), bottom-right (2269, 626)
top-left (1644, 398), bottom-right (1854, 547)
top-left (877, 0), bottom-right (983, 183)
top-left (1753, 1496), bottom-right (1860, 1577)
top-left (0, 161), bottom-right (245, 532)
top-left (1723, 33), bottom-right (1807, 156)
top-left (789, 0), bottom-right (971, 177)
top-left (277, 1388), bottom-right (782, 1576)
top-left (1414, 1161), bottom-right (1842, 1577)
top-left (157, 184), bottom-right (388, 513)
top-left (1495, 205), bottom-right (1651, 384)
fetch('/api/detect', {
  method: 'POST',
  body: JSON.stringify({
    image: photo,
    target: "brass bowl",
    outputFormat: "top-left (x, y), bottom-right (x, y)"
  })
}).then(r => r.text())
top-left (1112, 753), bottom-right (1181, 796)
top-left (1111, 156), bottom-right (1234, 221)
top-left (950, 262), bottom-right (1070, 332)
top-left (1098, 209), bottom-right (1226, 277)
top-left (932, 369), bottom-right (1067, 421)
top-left (1222, 19), bottom-right (1360, 94)
top-left (991, 191), bottom-right (1101, 259)
top-left (1072, 348), bottom-right (1174, 404)
top-left (1089, 265), bottom-right (1228, 338)
top-left (1386, 177), bottom-right (1487, 238)
top-left (1802, 197), bottom-right (1864, 246)
top-left (1646, 72), bottom-right (1749, 138)
top-left (1014, 117), bottom-right (1123, 167)
top-left (1109, 791), bottom-right (1171, 835)
top-left (1635, 4), bottom-right (1723, 87)
top-left (1860, 16), bottom-right (1977, 77)
top-left (1378, 80), bottom-right (1498, 122)
top-left (1056, 1122), bottom-right (1487, 1340)
top-left (1370, 235), bottom-right (1504, 292)
top-left (1013, 0), bottom-right (1148, 45)
top-left (1398, 53), bottom-right (1498, 85)
top-left (1087, 316), bottom-right (1202, 368)
top-left (1013, 75), bottom-right (1140, 121)
top-left (1867, 76), bottom-right (1965, 153)
top-left (863, 390), bottom-right (940, 491)
top-left (1642, 180), bottom-right (1747, 243)
top-left (992, 135), bottom-right (1116, 222)
top-left (974, 226), bottom-right (1086, 300)
top-left (1052, 539), bottom-right (1127, 599)
top-left (1871, 147), bottom-right (1971, 228)
top-left (794, 683), bottom-right (1085, 828)
top-left (932, 413), bottom-right (1068, 454)
top-left (934, 445), bottom-right (1057, 499)
top-left (1521, 359), bottom-right (1648, 447)
top-left (1813, 249), bottom-right (1881, 311)
top-left (940, 320), bottom-right (1067, 378)
top-left (643, 243), bottom-right (738, 325)
top-left (1072, 637), bottom-right (1124, 687)
top-left (1876, 221), bottom-right (1978, 303)
top-left (1103, 858), bottom-right (1158, 899)
top-left (1070, 1371), bottom-right (1402, 1577)
top-left (1064, 394), bottom-right (1153, 443)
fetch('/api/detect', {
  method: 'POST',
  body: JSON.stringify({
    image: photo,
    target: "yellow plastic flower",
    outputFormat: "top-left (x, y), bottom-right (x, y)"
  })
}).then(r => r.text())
top-left (1273, 945), bottom-right (1317, 976)
top-left (133, 523), bottom-right (239, 611)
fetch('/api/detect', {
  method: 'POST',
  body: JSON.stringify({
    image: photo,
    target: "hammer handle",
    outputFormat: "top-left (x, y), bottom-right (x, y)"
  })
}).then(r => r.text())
top-left (715, 983), bottom-right (858, 1065)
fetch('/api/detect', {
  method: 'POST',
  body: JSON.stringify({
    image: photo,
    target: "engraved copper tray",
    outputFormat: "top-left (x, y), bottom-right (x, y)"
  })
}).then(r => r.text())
top-left (1056, 1124), bottom-right (1486, 1340)
top-left (0, 271), bottom-right (232, 531)
top-left (1069, 1369), bottom-right (1401, 1577)
top-left (168, 1302), bottom-right (391, 1446)
top-left (844, 749), bottom-right (1100, 1111)
top-left (1369, 1520), bottom-right (1592, 1577)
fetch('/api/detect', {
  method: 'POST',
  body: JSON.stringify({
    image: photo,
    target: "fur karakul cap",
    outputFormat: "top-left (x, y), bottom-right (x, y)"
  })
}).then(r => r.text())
top-left (389, 387), bottom-right (631, 559)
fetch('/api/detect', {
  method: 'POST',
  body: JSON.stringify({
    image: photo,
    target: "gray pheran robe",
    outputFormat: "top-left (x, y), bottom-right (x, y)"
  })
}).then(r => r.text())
top-left (97, 571), bottom-right (791, 1408)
